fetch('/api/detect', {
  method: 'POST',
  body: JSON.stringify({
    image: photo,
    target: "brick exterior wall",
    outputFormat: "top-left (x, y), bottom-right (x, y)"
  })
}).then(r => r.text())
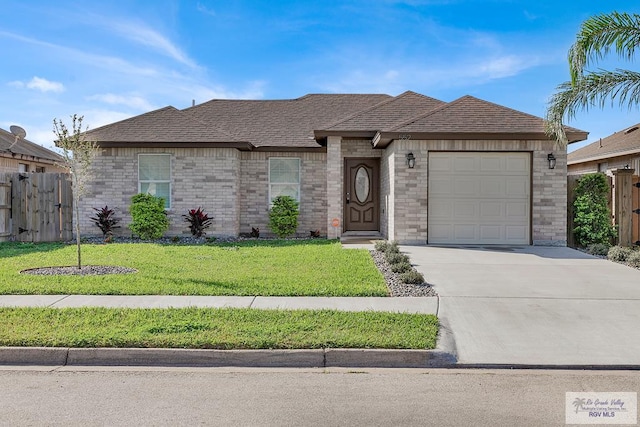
top-left (81, 138), bottom-right (567, 246)
top-left (239, 151), bottom-right (327, 237)
top-left (384, 139), bottom-right (567, 246)
top-left (80, 147), bottom-right (241, 237)
top-left (326, 136), bottom-right (343, 239)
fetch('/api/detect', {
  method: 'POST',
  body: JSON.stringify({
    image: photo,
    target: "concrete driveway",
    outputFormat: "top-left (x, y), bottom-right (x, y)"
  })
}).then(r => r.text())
top-left (401, 245), bottom-right (640, 366)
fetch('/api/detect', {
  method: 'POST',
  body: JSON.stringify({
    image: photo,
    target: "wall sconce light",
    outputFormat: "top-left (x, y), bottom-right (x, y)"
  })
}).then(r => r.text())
top-left (406, 152), bottom-right (416, 169)
top-left (547, 153), bottom-right (556, 170)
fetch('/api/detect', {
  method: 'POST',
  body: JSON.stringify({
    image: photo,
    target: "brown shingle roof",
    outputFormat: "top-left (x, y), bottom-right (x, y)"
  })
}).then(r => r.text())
top-left (186, 94), bottom-right (391, 148)
top-left (568, 123), bottom-right (640, 164)
top-left (82, 92), bottom-right (589, 149)
top-left (85, 106), bottom-right (242, 144)
top-left (390, 95), bottom-right (586, 139)
top-left (320, 91), bottom-right (445, 132)
top-left (0, 127), bottom-right (63, 163)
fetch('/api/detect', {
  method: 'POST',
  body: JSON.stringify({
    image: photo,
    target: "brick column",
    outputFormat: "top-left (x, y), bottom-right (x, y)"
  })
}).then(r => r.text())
top-left (613, 168), bottom-right (635, 247)
top-left (326, 136), bottom-right (343, 239)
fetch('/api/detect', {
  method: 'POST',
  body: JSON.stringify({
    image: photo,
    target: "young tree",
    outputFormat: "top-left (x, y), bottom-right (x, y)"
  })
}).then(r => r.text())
top-left (53, 115), bottom-right (98, 269)
top-left (547, 12), bottom-right (640, 145)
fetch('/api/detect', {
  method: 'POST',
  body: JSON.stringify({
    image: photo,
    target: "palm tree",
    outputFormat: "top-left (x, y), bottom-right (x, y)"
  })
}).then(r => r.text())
top-left (546, 12), bottom-right (640, 146)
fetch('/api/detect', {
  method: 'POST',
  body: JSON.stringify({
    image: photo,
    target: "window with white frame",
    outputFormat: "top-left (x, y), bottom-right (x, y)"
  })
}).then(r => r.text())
top-left (269, 158), bottom-right (300, 203)
top-left (138, 154), bottom-right (171, 209)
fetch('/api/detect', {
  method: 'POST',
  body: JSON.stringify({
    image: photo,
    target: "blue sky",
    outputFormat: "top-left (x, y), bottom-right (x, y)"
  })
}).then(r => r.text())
top-left (1, 1), bottom-right (640, 151)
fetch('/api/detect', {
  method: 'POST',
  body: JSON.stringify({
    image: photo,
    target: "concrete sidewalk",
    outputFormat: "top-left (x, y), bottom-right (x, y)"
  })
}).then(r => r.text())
top-left (0, 295), bottom-right (437, 314)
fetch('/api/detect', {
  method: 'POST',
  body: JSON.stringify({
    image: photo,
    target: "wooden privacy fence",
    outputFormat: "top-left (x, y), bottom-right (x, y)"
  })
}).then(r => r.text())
top-left (0, 173), bottom-right (72, 242)
top-left (567, 170), bottom-right (637, 247)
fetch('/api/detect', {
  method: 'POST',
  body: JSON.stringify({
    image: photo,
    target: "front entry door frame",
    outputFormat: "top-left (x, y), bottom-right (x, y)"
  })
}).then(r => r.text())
top-left (343, 157), bottom-right (380, 232)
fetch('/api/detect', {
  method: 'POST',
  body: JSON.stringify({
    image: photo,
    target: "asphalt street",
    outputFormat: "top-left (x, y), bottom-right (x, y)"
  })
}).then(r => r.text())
top-left (0, 367), bottom-right (638, 426)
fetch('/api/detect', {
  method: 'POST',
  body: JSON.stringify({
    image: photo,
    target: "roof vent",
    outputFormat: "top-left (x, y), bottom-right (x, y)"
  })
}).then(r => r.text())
top-left (624, 126), bottom-right (639, 134)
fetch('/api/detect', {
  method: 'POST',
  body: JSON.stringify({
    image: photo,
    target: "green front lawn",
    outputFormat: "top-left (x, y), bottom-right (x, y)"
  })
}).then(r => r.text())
top-left (0, 307), bottom-right (438, 349)
top-left (0, 240), bottom-right (388, 296)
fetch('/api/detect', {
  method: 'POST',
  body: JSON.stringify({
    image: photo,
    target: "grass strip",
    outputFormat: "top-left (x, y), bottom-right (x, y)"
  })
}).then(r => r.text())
top-left (0, 240), bottom-right (387, 296)
top-left (0, 307), bottom-right (438, 350)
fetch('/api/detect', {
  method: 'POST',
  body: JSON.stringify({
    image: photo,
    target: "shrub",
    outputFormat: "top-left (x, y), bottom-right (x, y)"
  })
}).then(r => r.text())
top-left (89, 206), bottom-right (120, 238)
top-left (268, 196), bottom-right (299, 238)
top-left (608, 245), bottom-right (633, 262)
top-left (128, 193), bottom-right (169, 240)
top-left (400, 269), bottom-right (425, 285)
top-left (386, 252), bottom-right (410, 265)
top-left (183, 207), bottom-right (213, 238)
top-left (573, 173), bottom-right (616, 247)
top-left (626, 251), bottom-right (640, 268)
top-left (391, 261), bottom-right (412, 274)
top-left (250, 227), bottom-right (260, 238)
top-left (385, 241), bottom-right (400, 255)
top-left (374, 240), bottom-right (389, 252)
top-left (586, 243), bottom-right (610, 257)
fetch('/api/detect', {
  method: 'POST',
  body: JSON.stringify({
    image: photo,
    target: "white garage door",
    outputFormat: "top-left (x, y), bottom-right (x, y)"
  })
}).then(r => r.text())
top-left (428, 152), bottom-right (530, 245)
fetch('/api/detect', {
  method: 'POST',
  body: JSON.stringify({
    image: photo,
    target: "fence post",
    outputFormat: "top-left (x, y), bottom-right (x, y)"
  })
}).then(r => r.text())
top-left (612, 168), bottom-right (635, 247)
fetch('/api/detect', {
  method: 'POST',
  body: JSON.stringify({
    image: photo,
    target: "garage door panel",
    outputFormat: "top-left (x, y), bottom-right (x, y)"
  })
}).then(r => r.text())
top-left (506, 156), bottom-right (529, 172)
top-left (506, 177), bottom-right (529, 196)
top-left (429, 177), bottom-right (453, 195)
top-left (453, 224), bottom-right (477, 241)
top-left (429, 152), bottom-right (530, 245)
top-left (479, 225), bottom-right (503, 241)
top-left (454, 178), bottom-right (480, 196)
top-left (479, 201), bottom-right (503, 219)
top-left (453, 201), bottom-right (477, 219)
top-left (480, 177), bottom-right (505, 197)
top-left (453, 156), bottom-right (477, 172)
top-left (480, 156), bottom-right (503, 172)
top-left (505, 202), bottom-right (528, 219)
top-left (506, 226), bottom-right (528, 240)
top-left (429, 155), bottom-right (452, 172)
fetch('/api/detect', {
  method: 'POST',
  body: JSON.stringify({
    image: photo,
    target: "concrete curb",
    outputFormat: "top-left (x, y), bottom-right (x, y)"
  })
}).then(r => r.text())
top-left (0, 347), bottom-right (452, 368)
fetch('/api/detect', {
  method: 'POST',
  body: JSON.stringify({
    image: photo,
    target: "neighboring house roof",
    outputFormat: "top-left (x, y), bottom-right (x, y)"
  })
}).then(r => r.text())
top-left (83, 92), bottom-right (588, 150)
top-left (373, 95), bottom-right (588, 147)
top-left (0, 127), bottom-right (63, 163)
top-left (568, 123), bottom-right (640, 165)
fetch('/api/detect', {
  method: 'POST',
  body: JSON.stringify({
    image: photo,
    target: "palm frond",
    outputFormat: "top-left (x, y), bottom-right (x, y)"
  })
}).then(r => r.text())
top-left (546, 69), bottom-right (640, 145)
top-left (569, 12), bottom-right (640, 83)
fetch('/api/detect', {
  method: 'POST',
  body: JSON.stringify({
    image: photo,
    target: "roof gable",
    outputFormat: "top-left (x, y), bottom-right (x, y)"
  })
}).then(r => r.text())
top-left (321, 91), bottom-right (445, 132)
top-left (568, 123), bottom-right (640, 164)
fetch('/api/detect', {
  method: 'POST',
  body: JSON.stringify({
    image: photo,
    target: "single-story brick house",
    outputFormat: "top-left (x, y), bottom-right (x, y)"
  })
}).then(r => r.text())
top-left (0, 127), bottom-right (64, 173)
top-left (82, 91), bottom-right (587, 245)
top-left (568, 123), bottom-right (640, 176)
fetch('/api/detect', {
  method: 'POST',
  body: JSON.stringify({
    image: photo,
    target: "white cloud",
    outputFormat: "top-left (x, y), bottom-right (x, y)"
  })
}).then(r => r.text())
top-left (196, 3), bottom-right (216, 17)
top-left (9, 76), bottom-right (64, 93)
top-left (27, 77), bottom-right (65, 93)
top-left (87, 93), bottom-right (157, 111)
top-left (103, 20), bottom-right (197, 68)
top-left (475, 55), bottom-right (533, 79)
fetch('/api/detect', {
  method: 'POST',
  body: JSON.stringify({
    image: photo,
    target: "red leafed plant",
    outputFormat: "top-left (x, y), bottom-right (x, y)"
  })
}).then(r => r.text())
top-left (183, 207), bottom-right (213, 237)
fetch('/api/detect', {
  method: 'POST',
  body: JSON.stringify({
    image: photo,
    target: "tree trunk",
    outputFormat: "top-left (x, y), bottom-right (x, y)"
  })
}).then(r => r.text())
top-left (75, 194), bottom-right (81, 269)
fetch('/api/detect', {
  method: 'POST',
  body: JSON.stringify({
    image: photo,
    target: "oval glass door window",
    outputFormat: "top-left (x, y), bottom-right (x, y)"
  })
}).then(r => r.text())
top-left (355, 167), bottom-right (370, 203)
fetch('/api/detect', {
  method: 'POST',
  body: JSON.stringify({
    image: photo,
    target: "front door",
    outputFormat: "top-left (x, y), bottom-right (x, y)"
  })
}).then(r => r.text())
top-left (344, 158), bottom-right (379, 231)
